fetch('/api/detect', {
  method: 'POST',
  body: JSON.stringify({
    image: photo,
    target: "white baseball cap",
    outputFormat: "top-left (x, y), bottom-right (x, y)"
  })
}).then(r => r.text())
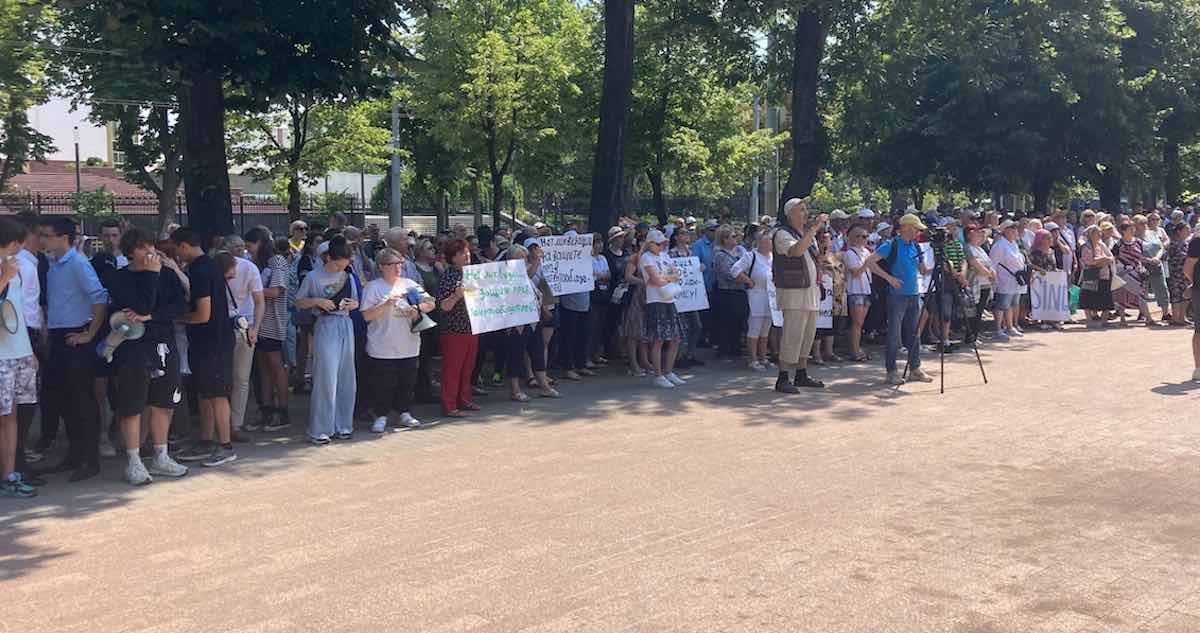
top-left (857, 209), bottom-right (876, 219)
top-left (647, 229), bottom-right (668, 243)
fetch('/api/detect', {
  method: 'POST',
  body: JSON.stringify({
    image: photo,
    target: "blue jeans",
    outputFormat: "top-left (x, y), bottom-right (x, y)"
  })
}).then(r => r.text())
top-left (886, 294), bottom-right (922, 373)
top-left (310, 315), bottom-right (357, 439)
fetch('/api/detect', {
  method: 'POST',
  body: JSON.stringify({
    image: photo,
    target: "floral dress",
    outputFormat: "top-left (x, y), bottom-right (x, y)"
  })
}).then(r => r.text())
top-left (1112, 238), bottom-right (1147, 310)
top-left (1167, 240), bottom-right (1190, 304)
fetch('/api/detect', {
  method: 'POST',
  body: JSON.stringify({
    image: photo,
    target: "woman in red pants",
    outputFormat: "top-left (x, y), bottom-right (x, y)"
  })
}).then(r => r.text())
top-left (436, 239), bottom-right (480, 417)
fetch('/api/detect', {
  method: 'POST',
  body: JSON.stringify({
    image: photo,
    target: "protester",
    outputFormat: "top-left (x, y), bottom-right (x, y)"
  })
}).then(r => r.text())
top-left (640, 230), bottom-right (686, 389)
top-left (172, 229), bottom-right (238, 467)
top-left (989, 220), bottom-right (1027, 341)
top-left (772, 199), bottom-right (826, 393)
top-left (964, 224), bottom-right (997, 336)
top-left (1187, 231), bottom-right (1200, 381)
top-left (731, 230), bottom-right (775, 370)
top-left (436, 239), bottom-right (480, 417)
top-left (1079, 225), bottom-right (1116, 328)
top-left (221, 236), bottom-right (264, 439)
top-left (842, 226), bottom-right (873, 361)
top-left (0, 218), bottom-right (38, 497)
top-left (38, 217), bottom-right (107, 481)
top-left (244, 228), bottom-right (291, 432)
top-left (588, 232), bottom-right (612, 367)
top-left (1112, 221), bottom-right (1159, 326)
top-left (360, 248), bottom-right (434, 433)
top-left (106, 227), bottom-right (190, 485)
top-left (1136, 214), bottom-right (1170, 321)
top-left (620, 244), bottom-right (650, 376)
top-left (503, 244), bottom-right (560, 402)
top-left (712, 225), bottom-right (751, 359)
top-left (867, 213), bottom-right (932, 386)
top-left (667, 228), bottom-right (703, 367)
top-left (603, 227), bottom-right (632, 366)
top-left (557, 245), bottom-right (593, 382)
top-left (13, 215), bottom-right (43, 478)
top-left (812, 230), bottom-right (846, 364)
top-left (1167, 222), bottom-right (1193, 326)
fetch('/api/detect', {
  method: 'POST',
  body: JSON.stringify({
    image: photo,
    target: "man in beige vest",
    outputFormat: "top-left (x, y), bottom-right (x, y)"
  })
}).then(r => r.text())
top-left (772, 198), bottom-right (827, 393)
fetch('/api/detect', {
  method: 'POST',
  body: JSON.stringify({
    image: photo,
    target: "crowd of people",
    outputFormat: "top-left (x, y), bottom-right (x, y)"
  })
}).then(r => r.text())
top-left (1, 200), bottom-right (1198, 498)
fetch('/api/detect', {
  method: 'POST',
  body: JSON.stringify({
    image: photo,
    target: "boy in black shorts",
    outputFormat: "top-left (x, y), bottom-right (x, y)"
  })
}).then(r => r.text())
top-left (172, 229), bottom-right (238, 467)
top-left (107, 227), bottom-right (191, 484)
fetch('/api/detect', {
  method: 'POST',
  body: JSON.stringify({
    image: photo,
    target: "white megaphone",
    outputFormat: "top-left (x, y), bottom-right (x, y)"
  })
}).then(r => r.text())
top-left (411, 312), bottom-right (438, 333)
top-left (101, 311), bottom-right (146, 363)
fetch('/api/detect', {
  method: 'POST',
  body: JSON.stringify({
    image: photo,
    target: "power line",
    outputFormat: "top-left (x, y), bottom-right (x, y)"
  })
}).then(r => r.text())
top-left (0, 39), bottom-right (126, 56)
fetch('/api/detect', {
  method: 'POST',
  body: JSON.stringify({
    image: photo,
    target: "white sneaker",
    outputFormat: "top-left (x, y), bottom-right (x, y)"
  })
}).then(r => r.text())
top-left (666, 372), bottom-right (686, 386)
top-left (99, 435), bottom-right (117, 458)
top-left (370, 416), bottom-right (388, 434)
top-left (125, 459), bottom-right (153, 486)
top-left (148, 454), bottom-right (189, 478)
top-left (399, 413), bottom-right (422, 429)
top-left (748, 360), bottom-right (764, 371)
top-left (653, 375), bottom-right (675, 389)
top-left (910, 368), bottom-right (934, 383)
top-left (1192, 368), bottom-right (1200, 383)
top-left (887, 371), bottom-right (906, 386)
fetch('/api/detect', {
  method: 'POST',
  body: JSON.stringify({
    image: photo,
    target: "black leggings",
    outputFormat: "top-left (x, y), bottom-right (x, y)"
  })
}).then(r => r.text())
top-left (506, 327), bottom-right (545, 379)
top-left (368, 356), bottom-right (418, 416)
top-left (713, 289), bottom-right (749, 355)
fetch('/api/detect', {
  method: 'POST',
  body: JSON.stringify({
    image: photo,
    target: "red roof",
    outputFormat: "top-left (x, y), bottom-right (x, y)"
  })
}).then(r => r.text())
top-left (8, 160), bottom-right (156, 197)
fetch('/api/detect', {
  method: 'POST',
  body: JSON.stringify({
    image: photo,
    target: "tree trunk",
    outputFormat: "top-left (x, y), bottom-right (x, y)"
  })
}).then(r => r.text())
top-left (180, 70), bottom-right (234, 242)
top-left (911, 187), bottom-right (925, 211)
top-left (647, 168), bottom-right (667, 226)
top-left (1031, 177), bottom-right (1053, 216)
top-left (780, 6), bottom-right (825, 207)
top-left (1097, 167), bottom-right (1123, 213)
top-left (287, 173), bottom-right (302, 221)
top-left (1164, 142), bottom-right (1181, 207)
top-left (157, 157), bottom-right (181, 228)
top-left (889, 189), bottom-right (906, 214)
top-left (491, 171), bottom-right (504, 230)
top-left (588, 0), bottom-right (635, 232)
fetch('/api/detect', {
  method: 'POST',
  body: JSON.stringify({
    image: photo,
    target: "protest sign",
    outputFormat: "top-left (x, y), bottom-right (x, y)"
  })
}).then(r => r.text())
top-left (538, 234), bottom-right (594, 296)
top-left (462, 259), bottom-right (540, 335)
top-left (1031, 270), bottom-right (1071, 322)
top-left (671, 256), bottom-right (709, 313)
top-left (817, 272), bottom-right (834, 329)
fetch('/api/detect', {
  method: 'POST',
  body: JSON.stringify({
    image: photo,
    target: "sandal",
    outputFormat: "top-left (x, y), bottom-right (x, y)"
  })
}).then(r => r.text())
top-left (444, 410), bottom-right (466, 418)
top-left (540, 388), bottom-right (562, 398)
top-left (563, 371), bottom-right (583, 381)
top-left (852, 352), bottom-right (871, 362)
top-left (460, 402), bottom-right (482, 412)
top-left (511, 393), bottom-right (531, 403)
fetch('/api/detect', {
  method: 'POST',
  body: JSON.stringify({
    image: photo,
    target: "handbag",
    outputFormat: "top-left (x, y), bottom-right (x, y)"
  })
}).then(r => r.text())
top-left (0, 282), bottom-right (17, 335)
top-left (1110, 267), bottom-right (1127, 291)
top-left (1079, 266), bottom-right (1100, 292)
top-left (610, 283), bottom-right (628, 305)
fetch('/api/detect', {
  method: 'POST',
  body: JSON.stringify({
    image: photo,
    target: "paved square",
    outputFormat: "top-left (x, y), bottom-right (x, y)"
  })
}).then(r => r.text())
top-left (3, 326), bottom-right (1199, 632)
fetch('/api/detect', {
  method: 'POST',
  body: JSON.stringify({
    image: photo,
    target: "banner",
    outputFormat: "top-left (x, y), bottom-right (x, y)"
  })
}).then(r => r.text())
top-left (769, 283), bottom-right (783, 327)
top-left (1031, 270), bottom-right (1071, 322)
top-left (817, 272), bottom-right (834, 329)
top-left (538, 234), bottom-right (594, 296)
top-left (918, 243), bottom-right (934, 294)
top-left (462, 259), bottom-right (540, 335)
top-left (671, 256), bottom-right (709, 313)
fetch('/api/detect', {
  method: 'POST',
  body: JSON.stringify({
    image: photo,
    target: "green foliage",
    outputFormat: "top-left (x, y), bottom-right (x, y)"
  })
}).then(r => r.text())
top-left (0, 0), bottom-right (56, 192)
top-left (72, 187), bottom-right (116, 217)
top-left (84, 157), bottom-right (104, 166)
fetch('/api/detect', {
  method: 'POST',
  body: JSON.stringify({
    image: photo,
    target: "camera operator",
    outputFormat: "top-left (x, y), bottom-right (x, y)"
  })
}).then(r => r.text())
top-left (926, 217), bottom-right (970, 354)
top-left (865, 213), bottom-right (932, 386)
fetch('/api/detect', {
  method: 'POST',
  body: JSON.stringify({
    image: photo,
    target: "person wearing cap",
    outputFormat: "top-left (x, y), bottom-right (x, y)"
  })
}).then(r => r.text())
top-left (692, 220), bottom-right (718, 346)
top-left (829, 210), bottom-right (851, 252)
top-left (771, 198), bottom-right (828, 393)
top-left (989, 219), bottom-right (1028, 340)
top-left (964, 224), bottom-right (997, 337)
top-left (922, 216), bottom-right (969, 352)
top-left (668, 227), bottom-right (704, 368)
top-left (638, 229), bottom-right (687, 388)
top-left (864, 213), bottom-right (932, 385)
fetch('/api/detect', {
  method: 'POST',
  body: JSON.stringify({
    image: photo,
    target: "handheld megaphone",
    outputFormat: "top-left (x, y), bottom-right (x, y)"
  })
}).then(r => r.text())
top-left (100, 311), bottom-right (146, 363)
top-left (411, 312), bottom-right (437, 333)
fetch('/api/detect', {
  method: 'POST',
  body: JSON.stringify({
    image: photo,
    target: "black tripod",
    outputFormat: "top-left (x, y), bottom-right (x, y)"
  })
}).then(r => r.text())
top-left (908, 240), bottom-right (988, 393)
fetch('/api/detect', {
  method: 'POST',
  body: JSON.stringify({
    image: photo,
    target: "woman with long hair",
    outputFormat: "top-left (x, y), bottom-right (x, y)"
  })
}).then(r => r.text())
top-left (640, 230), bottom-right (686, 389)
top-left (842, 226), bottom-right (873, 361)
top-left (435, 239), bottom-right (480, 418)
top-left (244, 228), bottom-right (291, 432)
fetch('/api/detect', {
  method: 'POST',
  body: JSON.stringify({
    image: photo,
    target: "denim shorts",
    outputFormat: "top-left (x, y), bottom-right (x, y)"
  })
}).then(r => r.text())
top-left (847, 294), bottom-right (872, 308)
top-left (993, 293), bottom-right (1017, 311)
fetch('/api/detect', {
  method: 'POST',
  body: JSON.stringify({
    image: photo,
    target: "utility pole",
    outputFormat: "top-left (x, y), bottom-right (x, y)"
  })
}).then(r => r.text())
top-left (73, 126), bottom-right (81, 196)
top-left (389, 100), bottom-right (403, 229)
top-left (750, 95), bottom-right (760, 224)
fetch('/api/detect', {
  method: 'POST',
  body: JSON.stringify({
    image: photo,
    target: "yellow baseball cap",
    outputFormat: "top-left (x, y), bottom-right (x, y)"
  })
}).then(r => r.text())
top-left (898, 213), bottom-right (927, 230)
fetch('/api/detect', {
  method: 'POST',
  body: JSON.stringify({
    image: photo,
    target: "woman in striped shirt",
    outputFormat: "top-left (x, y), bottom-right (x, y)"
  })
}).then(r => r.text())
top-left (245, 228), bottom-right (292, 432)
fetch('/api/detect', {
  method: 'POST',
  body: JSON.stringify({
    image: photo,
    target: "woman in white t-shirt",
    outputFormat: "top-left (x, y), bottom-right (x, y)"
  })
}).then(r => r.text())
top-left (730, 230), bottom-right (775, 370)
top-left (639, 230), bottom-right (686, 389)
top-left (0, 218), bottom-right (37, 498)
top-left (360, 248), bottom-right (435, 433)
top-left (841, 226), bottom-right (873, 362)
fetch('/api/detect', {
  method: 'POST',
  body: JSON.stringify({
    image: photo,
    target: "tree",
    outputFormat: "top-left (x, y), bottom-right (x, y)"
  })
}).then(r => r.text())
top-left (0, 0), bottom-right (55, 192)
top-left (414, 0), bottom-right (590, 228)
top-left (76, 0), bottom-right (403, 239)
top-left (226, 98), bottom-right (392, 220)
top-left (588, 0), bottom-right (635, 231)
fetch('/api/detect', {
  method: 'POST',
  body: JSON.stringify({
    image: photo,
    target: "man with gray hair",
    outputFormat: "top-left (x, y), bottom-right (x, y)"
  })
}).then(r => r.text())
top-left (384, 227), bottom-right (422, 283)
top-left (771, 198), bottom-right (827, 393)
top-left (221, 234), bottom-right (264, 436)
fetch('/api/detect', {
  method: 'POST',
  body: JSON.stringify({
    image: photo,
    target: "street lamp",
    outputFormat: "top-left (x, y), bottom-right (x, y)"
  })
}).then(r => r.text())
top-left (73, 125), bottom-right (81, 196)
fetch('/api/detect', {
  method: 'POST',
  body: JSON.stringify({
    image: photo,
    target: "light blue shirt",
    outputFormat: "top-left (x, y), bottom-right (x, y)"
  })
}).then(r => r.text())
top-left (47, 248), bottom-right (108, 329)
top-left (693, 236), bottom-right (716, 290)
top-left (875, 237), bottom-right (922, 296)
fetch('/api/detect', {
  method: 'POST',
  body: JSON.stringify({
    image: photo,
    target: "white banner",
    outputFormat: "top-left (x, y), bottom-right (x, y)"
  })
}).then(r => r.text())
top-left (1031, 270), bottom-right (1071, 322)
top-left (769, 283), bottom-right (783, 327)
top-left (462, 259), bottom-right (540, 335)
top-left (671, 256), bottom-right (709, 313)
top-left (538, 234), bottom-right (595, 296)
top-left (817, 272), bottom-right (834, 329)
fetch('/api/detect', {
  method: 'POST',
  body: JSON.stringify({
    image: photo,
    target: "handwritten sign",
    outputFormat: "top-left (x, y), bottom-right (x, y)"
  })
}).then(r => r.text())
top-left (817, 272), bottom-right (834, 329)
top-left (671, 256), bottom-right (709, 313)
top-left (538, 234), bottom-right (595, 296)
top-left (1031, 270), bottom-right (1070, 322)
top-left (462, 259), bottom-right (540, 335)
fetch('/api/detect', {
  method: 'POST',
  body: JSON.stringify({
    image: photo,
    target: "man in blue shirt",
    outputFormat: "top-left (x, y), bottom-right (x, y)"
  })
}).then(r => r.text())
top-left (866, 213), bottom-right (932, 386)
top-left (37, 217), bottom-right (108, 482)
top-left (691, 220), bottom-right (718, 346)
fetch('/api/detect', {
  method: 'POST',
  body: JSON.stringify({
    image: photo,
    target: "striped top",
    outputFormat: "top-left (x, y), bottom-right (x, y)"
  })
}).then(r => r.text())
top-left (259, 255), bottom-right (291, 341)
